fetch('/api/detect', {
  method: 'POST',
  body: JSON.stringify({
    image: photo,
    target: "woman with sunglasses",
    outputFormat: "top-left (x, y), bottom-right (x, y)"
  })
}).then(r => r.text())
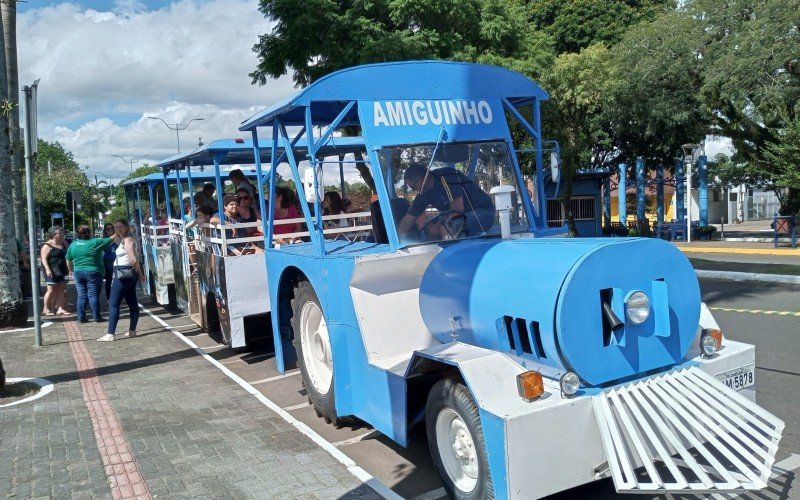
top-left (235, 187), bottom-right (260, 236)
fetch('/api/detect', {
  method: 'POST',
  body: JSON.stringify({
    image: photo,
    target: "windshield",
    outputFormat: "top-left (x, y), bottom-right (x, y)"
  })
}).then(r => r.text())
top-left (378, 141), bottom-right (529, 247)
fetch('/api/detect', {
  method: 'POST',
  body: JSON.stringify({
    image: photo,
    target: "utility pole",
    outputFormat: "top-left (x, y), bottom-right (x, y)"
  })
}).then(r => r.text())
top-left (22, 79), bottom-right (42, 347)
top-left (147, 116), bottom-right (204, 154)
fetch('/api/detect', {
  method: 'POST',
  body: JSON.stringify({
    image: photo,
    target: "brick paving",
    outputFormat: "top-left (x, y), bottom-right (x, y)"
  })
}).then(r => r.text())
top-left (1, 289), bottom-right (375, 499)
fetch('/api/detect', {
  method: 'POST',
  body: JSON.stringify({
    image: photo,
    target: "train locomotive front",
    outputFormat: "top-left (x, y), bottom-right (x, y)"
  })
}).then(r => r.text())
top-left (417, 236), bottom-right (783, 498)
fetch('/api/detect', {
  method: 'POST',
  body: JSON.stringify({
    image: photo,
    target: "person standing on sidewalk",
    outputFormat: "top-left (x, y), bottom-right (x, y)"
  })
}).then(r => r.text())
top-left (101, 223), bottom-right (119, 301)
top-left (97, 219), bottom-right (145, 342)
top-left (65, 225), bottom-right (115, 323)
top-left (40, 227), bottom-right (70, 316)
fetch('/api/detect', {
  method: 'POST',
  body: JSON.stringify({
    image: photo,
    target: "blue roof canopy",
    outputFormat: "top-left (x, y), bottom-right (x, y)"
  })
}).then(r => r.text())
top-left (240, 60), bottom-right (549, 130)
top-left (156, 137), bottom-right (367, 173)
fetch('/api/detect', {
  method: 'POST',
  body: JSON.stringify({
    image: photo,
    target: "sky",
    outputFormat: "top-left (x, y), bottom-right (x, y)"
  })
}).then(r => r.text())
top-left (17, 0), bottom-right (731, 185)
top-left (18, 0), bottom-right (297, 183)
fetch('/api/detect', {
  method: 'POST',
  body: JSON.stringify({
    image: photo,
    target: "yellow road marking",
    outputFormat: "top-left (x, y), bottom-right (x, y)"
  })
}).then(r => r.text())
top-left (677, 246), bottom-right (799, 256)
top-left (710, 307), bottom-right (800, 317)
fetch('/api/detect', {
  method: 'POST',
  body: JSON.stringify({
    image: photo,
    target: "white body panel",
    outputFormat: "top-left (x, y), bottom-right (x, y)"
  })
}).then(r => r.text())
top-left (223, 253), bottom-right (270, 348)
top-left (350, 247), bottom-right (441, 375)
top-left (421, 336), bottom-right (762, 498)
top-left (502, 340), bottom-right (759, 498)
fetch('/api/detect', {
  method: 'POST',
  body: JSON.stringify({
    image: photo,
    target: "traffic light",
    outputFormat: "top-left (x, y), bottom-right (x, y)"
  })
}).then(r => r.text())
top-left (65, 191), bottom-right (83, 211)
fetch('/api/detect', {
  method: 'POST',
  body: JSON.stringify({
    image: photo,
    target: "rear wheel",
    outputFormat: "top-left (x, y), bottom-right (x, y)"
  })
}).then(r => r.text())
top-left (291, 280), bottom-right (338, 424)
top-left (426, 378), bottom-right (493, 499)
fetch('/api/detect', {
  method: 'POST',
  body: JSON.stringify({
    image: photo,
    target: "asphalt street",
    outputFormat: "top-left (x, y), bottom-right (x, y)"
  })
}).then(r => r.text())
top-left (138, 276), bottom-right (799, 500)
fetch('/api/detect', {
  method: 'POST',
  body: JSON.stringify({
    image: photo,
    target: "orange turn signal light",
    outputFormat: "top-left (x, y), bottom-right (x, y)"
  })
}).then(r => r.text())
top-left (516, 370), bottom-right (545, 401)
top-left (706, 328), bottom-right (724, 349)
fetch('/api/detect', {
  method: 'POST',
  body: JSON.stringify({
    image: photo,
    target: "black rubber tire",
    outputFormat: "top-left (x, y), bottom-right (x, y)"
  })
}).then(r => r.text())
top-left (426, 378), bottom-right (494, 500)
top-left (291, 280), bottom-right (339, 424)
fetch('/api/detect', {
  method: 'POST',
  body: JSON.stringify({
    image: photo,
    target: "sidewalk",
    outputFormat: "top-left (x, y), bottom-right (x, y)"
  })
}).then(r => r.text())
top-left (670, 236), bottom-right (800, 284)
top-left (0, 289), bottom-right (377, 499)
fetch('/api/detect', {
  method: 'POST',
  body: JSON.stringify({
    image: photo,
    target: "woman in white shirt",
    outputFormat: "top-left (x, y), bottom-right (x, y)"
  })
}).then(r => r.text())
top-left (97, 219), bottom-right (145, 342)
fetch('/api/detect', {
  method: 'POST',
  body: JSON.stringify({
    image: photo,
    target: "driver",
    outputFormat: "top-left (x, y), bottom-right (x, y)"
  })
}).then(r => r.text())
top-left (398, 163), bottom-right (495, 239)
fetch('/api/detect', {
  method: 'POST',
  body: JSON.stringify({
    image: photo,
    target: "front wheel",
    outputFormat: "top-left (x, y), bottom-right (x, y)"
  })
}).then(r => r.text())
top-left (426, 378), bottom-right (494, 499)
top-left (291, 280), bottom-right (338, 424)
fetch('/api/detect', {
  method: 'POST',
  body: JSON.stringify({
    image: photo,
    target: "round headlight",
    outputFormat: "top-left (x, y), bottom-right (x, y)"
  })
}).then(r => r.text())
top-left (701, 333), bottom-right (718, 357)
top-left (625, 291), bottom-right (650, 325)
top-left (560, 371), bottom-right (581, 396)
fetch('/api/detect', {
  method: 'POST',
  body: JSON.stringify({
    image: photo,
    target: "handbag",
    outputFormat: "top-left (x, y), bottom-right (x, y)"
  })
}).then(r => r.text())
top-left (113, 265), bottom-right (136, 280)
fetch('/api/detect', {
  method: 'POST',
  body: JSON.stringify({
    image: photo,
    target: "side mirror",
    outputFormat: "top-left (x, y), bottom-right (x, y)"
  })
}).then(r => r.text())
top-left (303, 167), bottom-right (323, 203)
top-left (550, 152), bottom-right (561, 184)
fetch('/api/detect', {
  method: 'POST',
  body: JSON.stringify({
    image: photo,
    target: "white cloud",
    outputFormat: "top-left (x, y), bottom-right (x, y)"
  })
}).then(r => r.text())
top-left (19, 0), bottom-right (297, 182)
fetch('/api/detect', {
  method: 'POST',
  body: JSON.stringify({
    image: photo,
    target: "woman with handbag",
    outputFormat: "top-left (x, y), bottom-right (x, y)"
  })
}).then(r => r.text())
top-left (98, 219), bottom-right (145, 342)
top-left (40, 227), bottom-right (70, 316)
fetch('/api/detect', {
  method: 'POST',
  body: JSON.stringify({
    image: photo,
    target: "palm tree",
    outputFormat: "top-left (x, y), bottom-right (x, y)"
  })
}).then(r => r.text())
top-left (0, 11), bottom-right (25, 328)
top-left (1, 0), bottom-right (24, 241)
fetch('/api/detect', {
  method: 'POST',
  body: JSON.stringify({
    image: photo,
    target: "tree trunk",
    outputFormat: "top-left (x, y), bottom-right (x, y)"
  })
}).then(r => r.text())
top-left (1, 0), bottom-right (24, 242)
top-left (0, 12), bottom-right (25, 328)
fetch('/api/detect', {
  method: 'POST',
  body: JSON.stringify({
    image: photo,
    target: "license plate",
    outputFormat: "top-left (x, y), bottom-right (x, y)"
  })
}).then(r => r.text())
top-left (715, 363), bottom-right (755, 391)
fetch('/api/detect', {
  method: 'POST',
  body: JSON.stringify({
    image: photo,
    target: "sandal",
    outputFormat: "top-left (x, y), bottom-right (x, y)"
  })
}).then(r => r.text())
top-left (43, 311), bottom-right (55, 316)
top-left (123, 331), bottom-right (137, 338)
top-left (96, 334), bottom-right (116, 342)
top-left (56, 308), bottom-right (71, 316)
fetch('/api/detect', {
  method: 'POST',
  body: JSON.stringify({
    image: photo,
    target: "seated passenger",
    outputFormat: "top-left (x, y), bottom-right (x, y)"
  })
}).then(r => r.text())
top-left (322, 191), bottom-right (349, 230)
top-left (398, 163), bottom-right (495, 240)
top-left (271, 186), bottom-right (302, 245)
top-left (210, 195), bottom-right (248, 255)
top-left (194, 183), bottom-right (216, 210)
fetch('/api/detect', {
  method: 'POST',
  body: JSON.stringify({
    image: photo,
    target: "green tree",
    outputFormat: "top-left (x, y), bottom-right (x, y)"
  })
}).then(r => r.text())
top-left (33, 139), bottom-right (94, 233)
top-left (527, 0), bottom-right (673, 54)
top-left (605, 11), bottom-right (709, 166)
top-left (762, 114), bottom-right (800, 216)
top-left (2, 0), bottom-right (24, 241)
top-left (690, 0), bottom-right (800, 212)
top-left (107, 164), bottom-right (160, 223)
top-left (250, 0), bottom-right (553, 87)
top-left (0, 13), bottom-right (25, 327)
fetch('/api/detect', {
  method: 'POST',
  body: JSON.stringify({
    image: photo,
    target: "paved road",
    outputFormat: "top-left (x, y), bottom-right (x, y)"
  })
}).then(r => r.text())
top-left (138, 276), bottom-right (799, 499)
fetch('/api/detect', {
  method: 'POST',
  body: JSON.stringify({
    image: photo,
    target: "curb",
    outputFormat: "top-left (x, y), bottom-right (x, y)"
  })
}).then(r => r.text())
top-left (723, 237), bottom-right (797, 245)
top-left (696, 270), bottom-right (800, 285)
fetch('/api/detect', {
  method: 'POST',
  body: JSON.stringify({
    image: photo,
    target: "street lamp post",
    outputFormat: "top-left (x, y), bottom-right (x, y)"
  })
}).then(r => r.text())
top-left (111, 154), bottom-right (148, 173)
top-left (681, 143), bottom-right (700, 243)
top-left (148, 117), bottom-right (204, 154)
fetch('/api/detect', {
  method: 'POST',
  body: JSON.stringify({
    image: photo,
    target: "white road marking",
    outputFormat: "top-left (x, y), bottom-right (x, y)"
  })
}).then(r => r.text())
top-left (283, 402), bottom-right (311, 411)
top-left (4, 321), bottom-right (53, 333)
top-left (139, 304), bottom-right (402, 500)
top-left (0, 377), bottom-right (55, 408)
top-left (248, 370), bottom-right (302, 385)
top-left (774, 453), bottom-right (800, 474)
top-left (410, 487), bottom-right (446, 500)
top-left (199, 344), bottom-right (227, 351)
top-left (332, 430), bottom-right (381, 447)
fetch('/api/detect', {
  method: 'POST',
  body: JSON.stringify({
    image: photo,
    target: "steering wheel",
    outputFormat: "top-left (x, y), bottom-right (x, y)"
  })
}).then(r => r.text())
top-left (418, 210), bottom-right (467, 240)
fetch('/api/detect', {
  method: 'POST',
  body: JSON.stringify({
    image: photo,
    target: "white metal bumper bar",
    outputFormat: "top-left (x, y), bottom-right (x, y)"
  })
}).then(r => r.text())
top-left (592, 366), bottom-right (784, 494)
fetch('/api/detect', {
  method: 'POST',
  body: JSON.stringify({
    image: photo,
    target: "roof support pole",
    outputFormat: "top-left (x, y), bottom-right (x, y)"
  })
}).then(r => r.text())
top-left (278, 120), bottom-right (320, 246)
top-left (162, 176), bottom-right (172, 220)
top-left (305, 106), bottom-right (324, 255)
top-left (212, 154), bottom-right (225, 223)
top-left (313, 101), bottom-right (355, 151)
top-left (501, 97), bottom-right (540, 230)
top-left (175, 169), bottom-right (184, 219)
top-left (185, 165), bottom-right (196, 218)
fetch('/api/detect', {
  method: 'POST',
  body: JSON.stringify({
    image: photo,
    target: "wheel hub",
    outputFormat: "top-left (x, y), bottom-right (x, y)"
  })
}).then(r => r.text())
top-left (436, 408), bottom-right (479, 492)
top-left (299, 300), bottom-right (333, 396)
